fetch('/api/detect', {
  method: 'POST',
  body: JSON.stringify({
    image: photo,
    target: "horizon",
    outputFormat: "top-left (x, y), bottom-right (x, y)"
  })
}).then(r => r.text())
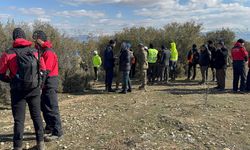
top-left (0, 0), bottom-right (250, 40)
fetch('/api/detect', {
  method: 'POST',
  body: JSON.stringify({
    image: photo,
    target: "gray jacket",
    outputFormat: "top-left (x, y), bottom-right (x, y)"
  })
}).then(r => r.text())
top-left (161, 49), bottom-right (171, 66)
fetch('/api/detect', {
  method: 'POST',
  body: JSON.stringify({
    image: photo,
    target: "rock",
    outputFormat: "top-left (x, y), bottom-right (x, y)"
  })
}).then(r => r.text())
top-left (63, 146), bottom-right (68, 149)
top-left (223, 148), bottom-right (230, 150)
top-left (0, 142), bottom-right (4, 145)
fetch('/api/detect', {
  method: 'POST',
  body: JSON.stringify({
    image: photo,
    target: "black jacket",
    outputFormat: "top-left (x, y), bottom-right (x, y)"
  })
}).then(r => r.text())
top-left (208, 45), bottom-right (216, 67)
top-left (119, 49), bottom-right (131, 71)
top-left (199, 49), bottom-right (211, 66)
top-left (214, 47), bottom-right (228, 69)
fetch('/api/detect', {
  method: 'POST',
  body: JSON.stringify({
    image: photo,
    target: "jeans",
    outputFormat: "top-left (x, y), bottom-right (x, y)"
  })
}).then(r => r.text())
top-left (122, 71), bottom-right (131, 91)
top-left (200, 66), bottom-right (208, 83)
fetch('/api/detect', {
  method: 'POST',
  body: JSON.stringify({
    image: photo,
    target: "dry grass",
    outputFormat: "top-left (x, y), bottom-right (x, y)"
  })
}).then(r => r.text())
top-left (0, 67), bottom-right (250, 150)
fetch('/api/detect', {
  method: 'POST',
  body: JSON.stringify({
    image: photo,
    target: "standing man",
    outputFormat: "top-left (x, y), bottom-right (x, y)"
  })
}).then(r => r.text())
top-left (207, 40), bottom-right (216, 81)
top-left (33, 30), bottom-right (63, 141)
top-left (0, 28), bottom-right (45, 150)
top-left (199, 45), bottom-right (211, 84)
top-left (160, 45), bottom-right (171, 83)
top-left (92, 50), bottom-right (102, 81)
top-left (170, 41), bottom-right (178, 81)
top-left (147, 43), bottom-right (158, 84)
top-left (104, 40), bottom-right (116, 92)
top-left (231, 39), bottom-right (248, 93)
top-left (137, 43), bottom-right (148, 90)
top-left (214, 41), bottom-right (228, 91)
top-left (187, 44), bottom-right (199, 80)
top-left (119, 42), bottom-right (132, 94)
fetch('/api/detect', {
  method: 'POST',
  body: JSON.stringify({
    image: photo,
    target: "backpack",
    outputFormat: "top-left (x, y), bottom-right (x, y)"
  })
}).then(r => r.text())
top-left (12, 47), bottom-right (40, 90)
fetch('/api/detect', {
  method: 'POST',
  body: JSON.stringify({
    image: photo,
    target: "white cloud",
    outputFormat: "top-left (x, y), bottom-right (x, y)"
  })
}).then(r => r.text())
top-left (0, 14), bottom-right (11, 19)
top-left (37, 17), bottom-right (51, 22)
top-left (56, 9), bottom-right (105, 19)
top-left (18, 8), bottom-right (45, 16)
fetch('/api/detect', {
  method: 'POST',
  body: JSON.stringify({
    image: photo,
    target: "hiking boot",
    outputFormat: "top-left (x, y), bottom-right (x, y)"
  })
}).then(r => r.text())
top-left (44, 135), bottom-right (63, 142)
top-left (108, 89), bottom-right (116, 92)
top-left (127, 89), bottom-right (132, 93)
top-left (37, 141), bottom-right (45, 150)
top-left (14, 147), bottom-right (22, 150)
top-left (119, 90), bottom-right (127, 94)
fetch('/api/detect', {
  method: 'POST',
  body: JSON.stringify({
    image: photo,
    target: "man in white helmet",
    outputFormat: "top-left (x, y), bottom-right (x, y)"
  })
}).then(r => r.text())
top-left (92, 50), bottom-right (102, 81)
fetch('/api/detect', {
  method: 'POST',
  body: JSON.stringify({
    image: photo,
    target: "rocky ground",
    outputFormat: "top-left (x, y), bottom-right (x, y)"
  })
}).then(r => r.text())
top-left (0, 69), bottom-right (250, 150)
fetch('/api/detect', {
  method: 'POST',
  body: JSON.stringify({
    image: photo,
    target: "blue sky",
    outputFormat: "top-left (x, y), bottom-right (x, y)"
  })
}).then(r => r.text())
top-left (0, 0), bottom-right (249, 37)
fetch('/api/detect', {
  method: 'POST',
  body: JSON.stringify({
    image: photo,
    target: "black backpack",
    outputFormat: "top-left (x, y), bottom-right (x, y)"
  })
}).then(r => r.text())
top-left (11, 47), bottom-right (40, 90)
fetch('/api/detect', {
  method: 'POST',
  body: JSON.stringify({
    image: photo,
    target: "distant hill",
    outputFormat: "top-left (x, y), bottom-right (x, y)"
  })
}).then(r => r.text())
top-left (235, 32), bottom-right (250, 41)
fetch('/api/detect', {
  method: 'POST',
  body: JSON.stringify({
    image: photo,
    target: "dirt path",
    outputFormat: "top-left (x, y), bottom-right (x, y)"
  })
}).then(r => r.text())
top-left (0, 79), bottom-right (250, 150)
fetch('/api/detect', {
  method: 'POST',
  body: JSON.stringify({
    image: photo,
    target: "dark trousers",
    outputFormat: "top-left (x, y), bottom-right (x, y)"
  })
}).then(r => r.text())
top-left (130, 64), bottom-right (136, 78)
top-left (94, 67), bottom-right (98, 80)
top-left (122, 71), bottom-right (131, 91)
top-left (11, 89), bottom-right (44, 148)
top-left (246, 70), bottom-right (250, 91)
top-left (170, 61), bottom-right (177, 80)
top-left (233, 61), bottom-right (247, 91)
top-left (41, 88), bottom-right (63, 136)
top-left (148, 63), bottom-right (157, 83)
top-left (216, 68), bottom-right (226, 89)
top-left (105, 68), bottom-right (114, 90)
top-left (187, 63), bottom-right (197, 80)
top-left (200, 66), bottom-right (208, 83)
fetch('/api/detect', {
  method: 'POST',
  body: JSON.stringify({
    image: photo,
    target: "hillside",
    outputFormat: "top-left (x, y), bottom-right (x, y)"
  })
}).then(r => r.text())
top-left (0, 68), bottom-right (250, 150)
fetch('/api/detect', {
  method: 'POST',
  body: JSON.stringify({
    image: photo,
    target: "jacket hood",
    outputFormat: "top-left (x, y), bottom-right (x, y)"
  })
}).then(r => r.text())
top-left (234, 42), bottom-right (242, 47)
top-left (42, 41), bottom-right (53, 49)
top-left (13, 38), bottom-right (32, 48)
top-left (170, 42), bottom-right (177, 51)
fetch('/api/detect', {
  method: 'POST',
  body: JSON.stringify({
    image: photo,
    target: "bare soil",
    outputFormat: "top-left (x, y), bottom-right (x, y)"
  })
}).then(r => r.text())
top-left (0, 68), bottom-right (250, 150)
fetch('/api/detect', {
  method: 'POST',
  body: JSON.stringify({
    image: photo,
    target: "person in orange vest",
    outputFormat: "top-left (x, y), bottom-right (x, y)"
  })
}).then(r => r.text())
top-left (186, 44), bottom-right (199, 80)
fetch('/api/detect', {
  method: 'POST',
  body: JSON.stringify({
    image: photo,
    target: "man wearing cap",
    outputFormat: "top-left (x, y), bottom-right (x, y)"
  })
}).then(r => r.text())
top-left (33, 30), bottom-right (63, 141)
top-left (214, 41), bottom-right (228, 91)
top-left (92, 50), bottom-right (102, 81)
top-left (137, 43), bottom-right (148, 90)
top-left (0, 28), bottom-right (46, 150)
top-left (231, 39), bottom-right (248, 93)
top-left (104, 40), bottom-right (116, 92)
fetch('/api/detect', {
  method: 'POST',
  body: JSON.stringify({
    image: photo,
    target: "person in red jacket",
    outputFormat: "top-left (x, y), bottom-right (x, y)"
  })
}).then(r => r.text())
top-left (0, 28), bottom-right (45, 150)
top-left (231, 39), bottom-right (248, 93)
top-left (33, 30), bottom-right (63, 141)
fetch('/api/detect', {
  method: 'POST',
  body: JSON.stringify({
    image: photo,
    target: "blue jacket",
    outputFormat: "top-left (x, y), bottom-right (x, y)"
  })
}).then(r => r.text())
top-left (104, 45), bottom-right (114, 70)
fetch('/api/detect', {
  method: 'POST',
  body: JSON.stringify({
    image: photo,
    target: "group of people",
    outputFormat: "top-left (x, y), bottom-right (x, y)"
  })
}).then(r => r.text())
top-left (95, 40), bottom-right (179, 94)
top-left (0, 28), bottom-right (63, 150)
top-left (186, 40), bottom-right (229, 91)
top-left (187, 39), bottom-right (249, 92)
top-left (92, 38), bottom-right (249, 94)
